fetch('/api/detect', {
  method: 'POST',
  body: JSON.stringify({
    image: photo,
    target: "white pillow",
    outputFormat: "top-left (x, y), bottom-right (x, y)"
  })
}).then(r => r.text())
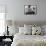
top-left (8, 26), bottom-right (19, 36)
top-left (24, 27), bottom-right (32, 35)
top-left (19, 27), bottom-right (25, 34)
top-left (32, 26), bottom-right (41, 35)
top-left (40, 25), bottom-right (45, 35)
top-left (24, 24), bottom-right (32, 35)
top-left (19, 27), bottom-right (32, 35)
top-left (42, 25), bottom-right (46, 33)
top-left (24, 24), bottom-right (32, 29)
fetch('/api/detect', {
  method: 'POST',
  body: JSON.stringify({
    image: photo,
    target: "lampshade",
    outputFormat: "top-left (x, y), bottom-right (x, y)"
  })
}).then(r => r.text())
top-left (5, 20), bottom-right (12, 26)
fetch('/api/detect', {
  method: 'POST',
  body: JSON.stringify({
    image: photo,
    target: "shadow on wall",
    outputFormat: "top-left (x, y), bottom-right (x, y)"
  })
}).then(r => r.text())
top-left (5, 20), bottom-right (46, 27)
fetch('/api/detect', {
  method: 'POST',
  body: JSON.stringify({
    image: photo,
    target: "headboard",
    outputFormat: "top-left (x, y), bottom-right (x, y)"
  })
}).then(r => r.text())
top-left (6, 20), bottom-right (46, 27)
top-left (15, 21), bottom-right (46, 27)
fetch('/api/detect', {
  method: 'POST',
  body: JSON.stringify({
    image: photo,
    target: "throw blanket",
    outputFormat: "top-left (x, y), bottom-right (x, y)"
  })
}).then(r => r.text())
top-left (11, 33), bottom-right (46, 46)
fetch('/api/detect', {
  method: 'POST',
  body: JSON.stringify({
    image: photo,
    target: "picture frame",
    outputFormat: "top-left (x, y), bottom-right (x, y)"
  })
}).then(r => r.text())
top-left (24, 5), bottom-right (37, 15)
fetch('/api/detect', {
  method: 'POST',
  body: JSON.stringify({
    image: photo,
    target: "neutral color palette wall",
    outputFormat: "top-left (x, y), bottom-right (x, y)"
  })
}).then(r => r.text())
top-left (0, 0), bottom-right (46, 22)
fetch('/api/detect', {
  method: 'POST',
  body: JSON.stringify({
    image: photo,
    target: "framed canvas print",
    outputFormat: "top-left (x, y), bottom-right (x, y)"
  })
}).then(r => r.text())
top-left (24, 5), bottom-right (37, 15)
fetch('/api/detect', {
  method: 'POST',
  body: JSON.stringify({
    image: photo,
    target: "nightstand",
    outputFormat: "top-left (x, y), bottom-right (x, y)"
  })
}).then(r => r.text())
top-left (0, 36), bottom-right (13, 46)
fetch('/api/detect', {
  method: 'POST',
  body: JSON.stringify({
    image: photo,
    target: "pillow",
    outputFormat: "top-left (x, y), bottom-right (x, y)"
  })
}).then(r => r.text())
top-left (40, 25), bottom-right (45, 35)
top-left (24, 27), bottom-right (32, 35)
top-left (42, 25), bottom-right (46, 33)
top-left (42, 25), bottom-right (46, 35)
top-left (8, 26), bottom-right (19, 36)
top-left (24, 24), bottom-right (32, 35)
top-left (19, 27), bottom-right (25, 34)
top-left (24, 24), bottom-right (32, 29)
top-left (32, 26), bottom-right (41, 35)
top-left (19, 27), bottom-right (32, 35)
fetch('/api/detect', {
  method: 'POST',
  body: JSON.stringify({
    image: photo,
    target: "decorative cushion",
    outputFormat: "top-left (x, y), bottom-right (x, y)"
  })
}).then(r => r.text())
top-left (42, 25), bottom-right (46, 33)
top-left (32, 26), bottom-right (41, 35)
top-left (42, 25), bottom-right (46, 35)
top-left (19, 27), bottom-right (25, 34)
top-left (8, 26), bottom-right (19, 36)
top-left (24, 27), bottom-right (32, 35)
top-left (19, 27), bottom-right (32, 35)
top-left (24, 24), bottom-right (32, 34)
top-left (24, 24), bottom-right (32, 29)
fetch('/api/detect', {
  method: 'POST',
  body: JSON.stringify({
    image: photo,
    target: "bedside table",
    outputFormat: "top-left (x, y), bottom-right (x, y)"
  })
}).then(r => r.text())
top-left (0, 36), bottom-right (13, 46)
top-left (3, 36), bottom-right (13, 42)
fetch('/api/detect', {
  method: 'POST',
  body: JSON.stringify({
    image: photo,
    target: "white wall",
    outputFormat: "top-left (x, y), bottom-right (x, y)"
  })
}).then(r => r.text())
top-left (0, 0), bottom-right (46, 22)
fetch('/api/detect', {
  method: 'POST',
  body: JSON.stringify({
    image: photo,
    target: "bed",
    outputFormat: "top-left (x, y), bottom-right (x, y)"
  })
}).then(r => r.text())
top-left (11, 22), bottom-right (46, 46)
top-left (11, 33), bottom-right (46, 46)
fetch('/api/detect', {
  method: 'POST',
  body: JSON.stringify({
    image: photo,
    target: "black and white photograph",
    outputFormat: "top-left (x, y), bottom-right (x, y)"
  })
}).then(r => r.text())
top-left (24, 5), bottom-right (37, 15)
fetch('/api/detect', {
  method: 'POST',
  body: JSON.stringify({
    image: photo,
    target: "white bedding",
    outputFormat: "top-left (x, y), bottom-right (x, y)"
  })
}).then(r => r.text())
top-left (11, 33), bottom-right (46, 46)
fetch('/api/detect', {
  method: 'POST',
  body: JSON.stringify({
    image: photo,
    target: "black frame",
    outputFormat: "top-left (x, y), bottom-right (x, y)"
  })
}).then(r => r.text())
top-left (24, 5), bottom-right (37, 15)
